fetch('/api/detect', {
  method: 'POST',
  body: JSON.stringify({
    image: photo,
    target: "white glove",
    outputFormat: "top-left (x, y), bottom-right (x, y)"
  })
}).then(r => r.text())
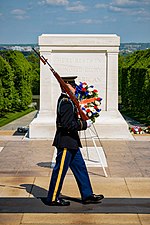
top-left (86, 119), bottom-right (92, 128)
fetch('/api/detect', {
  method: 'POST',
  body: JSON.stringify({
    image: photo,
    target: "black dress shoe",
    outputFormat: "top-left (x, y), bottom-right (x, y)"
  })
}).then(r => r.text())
top-left (82, 194), bottom-right (104, 204)
top-left (41, 197), bottom-right (70, 206)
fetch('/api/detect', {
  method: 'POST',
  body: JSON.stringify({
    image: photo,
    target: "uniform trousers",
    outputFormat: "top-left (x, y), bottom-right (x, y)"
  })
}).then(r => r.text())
top-left (47, 147), bottom-right (93, 202)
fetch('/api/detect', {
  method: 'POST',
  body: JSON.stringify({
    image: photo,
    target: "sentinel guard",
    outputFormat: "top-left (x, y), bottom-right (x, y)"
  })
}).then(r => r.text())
top-left (41, 76), bottom-right (104, 206)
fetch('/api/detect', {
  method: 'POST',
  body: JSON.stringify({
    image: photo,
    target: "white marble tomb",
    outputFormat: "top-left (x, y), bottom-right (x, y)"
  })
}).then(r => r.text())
top-left (29, 34), bottom-right (133, 140)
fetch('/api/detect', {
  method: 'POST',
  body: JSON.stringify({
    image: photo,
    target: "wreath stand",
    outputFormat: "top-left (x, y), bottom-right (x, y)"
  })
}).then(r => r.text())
top-left (80, 124), bottom-right (108, 177)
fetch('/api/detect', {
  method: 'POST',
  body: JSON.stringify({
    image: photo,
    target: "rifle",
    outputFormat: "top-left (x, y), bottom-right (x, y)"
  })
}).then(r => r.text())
top-left (32, 48), bottom-right (89, 121)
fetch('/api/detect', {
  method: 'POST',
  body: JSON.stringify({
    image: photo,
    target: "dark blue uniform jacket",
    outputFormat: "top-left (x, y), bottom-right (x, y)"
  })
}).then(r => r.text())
top-left (53, 93), bottom-right (87, 149)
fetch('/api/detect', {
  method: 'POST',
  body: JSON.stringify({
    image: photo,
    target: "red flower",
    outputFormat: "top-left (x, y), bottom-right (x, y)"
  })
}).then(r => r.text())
top-left (82, 88), bottom-right (86, 92)
top-left (97, 97), bottom-right (101, 101)
top-left (93, 89), bottom-right (98, 93)
top-left (82, 82), bottom-right (87, 85)
top-left (86, 109), bottom-right (91, 113)
top-left (94, 106), bottom-right (98, 109)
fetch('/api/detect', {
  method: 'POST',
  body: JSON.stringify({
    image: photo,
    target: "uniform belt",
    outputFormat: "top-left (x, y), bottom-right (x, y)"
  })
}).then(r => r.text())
top-left (56, 125), bottom-right (72, 135)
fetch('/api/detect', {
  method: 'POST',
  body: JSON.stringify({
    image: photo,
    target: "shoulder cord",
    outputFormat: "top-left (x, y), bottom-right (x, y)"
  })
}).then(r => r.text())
top-left (58, 98), bottom-right (75, 114)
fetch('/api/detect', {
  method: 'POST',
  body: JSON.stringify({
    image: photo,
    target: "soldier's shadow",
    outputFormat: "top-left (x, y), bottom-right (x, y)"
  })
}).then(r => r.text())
top-left (20, 184), bottom-right (82, 203)
top-left (1, 184), bottom-right (149, 213)
top-left (20, 184), bottom-right (48, 198)
top-left (37, 162), bottom-right (55, 168)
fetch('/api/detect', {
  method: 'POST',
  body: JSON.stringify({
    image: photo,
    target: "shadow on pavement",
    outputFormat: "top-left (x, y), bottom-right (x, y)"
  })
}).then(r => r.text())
top-left (37, 162), bottom-right (54, 168)
top-left (0, 183), bottom-right (149, 214)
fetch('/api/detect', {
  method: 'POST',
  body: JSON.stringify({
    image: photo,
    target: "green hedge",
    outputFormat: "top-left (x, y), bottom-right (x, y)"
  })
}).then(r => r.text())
top-left (119, 49), bottom-right (150, 125)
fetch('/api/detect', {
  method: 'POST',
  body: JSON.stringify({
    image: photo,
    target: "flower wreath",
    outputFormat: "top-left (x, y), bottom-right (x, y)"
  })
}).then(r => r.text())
top-left (129, 126), bottom-right (144, 134)
top-left (75, 82), bottom-right (102, 123)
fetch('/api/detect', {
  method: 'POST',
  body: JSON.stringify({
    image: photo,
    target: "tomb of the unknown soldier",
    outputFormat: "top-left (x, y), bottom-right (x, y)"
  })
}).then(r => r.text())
top-left (29, 34), bottom-right (133, 140)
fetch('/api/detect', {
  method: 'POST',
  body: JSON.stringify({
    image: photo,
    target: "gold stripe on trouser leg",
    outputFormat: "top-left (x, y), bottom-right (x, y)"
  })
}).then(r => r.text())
top-left (52, 148), bottom-right (67, 202)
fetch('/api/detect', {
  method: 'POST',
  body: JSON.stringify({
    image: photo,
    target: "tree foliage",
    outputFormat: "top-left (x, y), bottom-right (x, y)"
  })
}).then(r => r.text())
top-left (0, 50), bottom-right (40, 115)
top-left (119, 49), bottom-right (150, 120)
top-left (26, 53), bottom-right (40, 95)
top-left (0, 55), bottom-right (17, 115)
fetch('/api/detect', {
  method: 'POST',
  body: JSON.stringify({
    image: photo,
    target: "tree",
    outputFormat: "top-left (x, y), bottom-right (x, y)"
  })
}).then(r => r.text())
top-left (0, 78), bottom-right (4, 115)
top-left (2, 50), bottom-right (33, 110)
top-left (26, 53), bottom-right (40, 95)
top-left (119, 49), bottom-right (150, 120)
top-left (0, 55), bottom-right (17, 114)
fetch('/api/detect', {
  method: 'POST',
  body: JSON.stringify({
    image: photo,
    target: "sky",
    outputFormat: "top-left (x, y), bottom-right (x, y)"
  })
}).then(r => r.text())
top-left (0, 0), bottom-right (150, 44)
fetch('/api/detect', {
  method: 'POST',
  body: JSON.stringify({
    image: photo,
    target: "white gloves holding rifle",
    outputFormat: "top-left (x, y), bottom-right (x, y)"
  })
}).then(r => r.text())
top-left (86, 119), bottom-right (93, 128)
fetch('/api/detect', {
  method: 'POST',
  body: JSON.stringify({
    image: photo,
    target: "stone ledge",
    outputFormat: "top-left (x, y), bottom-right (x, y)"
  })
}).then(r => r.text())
top-left (0, 130), bottom-right (15, 136)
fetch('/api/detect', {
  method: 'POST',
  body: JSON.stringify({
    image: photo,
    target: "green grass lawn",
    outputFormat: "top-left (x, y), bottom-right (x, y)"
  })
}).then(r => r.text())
top-left (0, 108), bottom-right (35, 127)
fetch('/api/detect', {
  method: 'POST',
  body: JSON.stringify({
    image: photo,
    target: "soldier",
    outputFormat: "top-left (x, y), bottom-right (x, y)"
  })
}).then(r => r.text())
top-left (41, 76), bottom-right (104, 206)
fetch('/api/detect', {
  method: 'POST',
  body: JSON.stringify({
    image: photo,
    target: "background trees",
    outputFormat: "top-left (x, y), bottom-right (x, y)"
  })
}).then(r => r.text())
top-left (26, 53), bottom-right (40, 95)
top-left (0, 48), bottom-right (149, 125)
top-left (0, 55), bottom-right (16, 115)
top-left (0, 50), bottom-right (40, 116)
top-left (119, 49), bottom-right (150, 124)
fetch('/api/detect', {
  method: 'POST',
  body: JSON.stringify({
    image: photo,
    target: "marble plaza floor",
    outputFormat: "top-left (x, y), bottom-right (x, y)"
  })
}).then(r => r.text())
top-left (0, 133), bottom-right (150, 225)
top-left (0, 111), bottom-right (150, 225)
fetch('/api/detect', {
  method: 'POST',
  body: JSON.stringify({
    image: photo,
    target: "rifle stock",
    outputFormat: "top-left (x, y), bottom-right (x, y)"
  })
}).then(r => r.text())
top-left (32, 48), bottom-right (89, 121)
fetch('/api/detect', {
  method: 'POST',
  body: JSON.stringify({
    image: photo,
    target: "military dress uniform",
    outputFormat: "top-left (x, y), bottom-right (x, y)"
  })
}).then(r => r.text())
top-left (46, 93), bottom-right (94, 204)
top-left (42, 77), bottom-right (104, 206)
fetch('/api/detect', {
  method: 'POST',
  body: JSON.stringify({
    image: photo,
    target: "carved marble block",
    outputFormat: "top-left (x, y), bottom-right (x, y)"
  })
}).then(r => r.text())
top-left (29, 34), bottom-right (133, 140)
